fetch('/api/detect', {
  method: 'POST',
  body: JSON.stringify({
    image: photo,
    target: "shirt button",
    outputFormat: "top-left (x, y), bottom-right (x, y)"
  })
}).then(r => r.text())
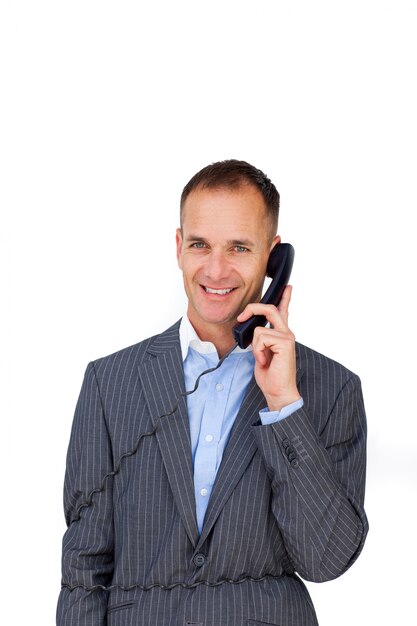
top-left (215, 383), bottom-right (223, 391)
top-left (200, 488), bottom-right (208, 496)
top-left (205, 434), bottom-right (214, 443)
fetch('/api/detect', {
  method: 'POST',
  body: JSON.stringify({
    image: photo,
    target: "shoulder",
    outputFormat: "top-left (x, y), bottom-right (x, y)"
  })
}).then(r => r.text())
top-left (295, 341), bottom-right (361, 391)
top-left (88, 319), bottom-right (181, 380)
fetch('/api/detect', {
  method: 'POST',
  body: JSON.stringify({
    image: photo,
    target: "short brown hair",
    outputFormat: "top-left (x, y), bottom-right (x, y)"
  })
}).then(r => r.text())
top-left (180, 159), bottom-right (279, 237)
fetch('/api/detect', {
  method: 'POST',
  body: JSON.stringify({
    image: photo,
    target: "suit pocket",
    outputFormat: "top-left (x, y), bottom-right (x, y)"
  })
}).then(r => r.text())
top-left (107, 601), bottom-right (135, 614)
top-left (247, 619), bottom-right (279, 626)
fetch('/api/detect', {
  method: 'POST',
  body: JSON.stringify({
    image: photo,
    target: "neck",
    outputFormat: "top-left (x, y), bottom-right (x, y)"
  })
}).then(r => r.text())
top-left (187, 316), bottom-right (237, 359)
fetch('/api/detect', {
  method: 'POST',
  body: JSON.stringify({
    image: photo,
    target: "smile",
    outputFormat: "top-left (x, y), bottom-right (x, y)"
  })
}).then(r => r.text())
top-left (202, 286), bottom-right (236, 295)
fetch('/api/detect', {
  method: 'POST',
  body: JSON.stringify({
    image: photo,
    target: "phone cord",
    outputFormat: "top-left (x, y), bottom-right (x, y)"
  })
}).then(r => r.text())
top-left (69, 341), bottom-right (239, 523)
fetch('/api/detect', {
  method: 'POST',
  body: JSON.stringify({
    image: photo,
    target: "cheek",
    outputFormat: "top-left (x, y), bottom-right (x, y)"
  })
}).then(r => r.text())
top-left (244, 268), bottom-right (267, 296)
top-left (180, 255), bottom-right (200, 280)
top-left (241, 261), bottom-right (265, 283)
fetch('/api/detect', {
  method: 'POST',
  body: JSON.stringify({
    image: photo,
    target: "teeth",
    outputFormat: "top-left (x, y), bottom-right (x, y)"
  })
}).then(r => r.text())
top-left (204, 287), bottom-right (234, 294)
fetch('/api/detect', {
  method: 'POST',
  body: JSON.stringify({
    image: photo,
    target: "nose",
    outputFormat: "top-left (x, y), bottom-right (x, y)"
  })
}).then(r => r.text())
top-left (203, 249), bottom-right (230, 283)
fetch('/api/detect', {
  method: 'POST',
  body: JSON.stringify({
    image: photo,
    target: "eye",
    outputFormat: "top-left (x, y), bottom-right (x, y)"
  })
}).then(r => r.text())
top-left (191, 241), bottom-right (206, 249)
top-left (234, 245), bottom-right (249, 253)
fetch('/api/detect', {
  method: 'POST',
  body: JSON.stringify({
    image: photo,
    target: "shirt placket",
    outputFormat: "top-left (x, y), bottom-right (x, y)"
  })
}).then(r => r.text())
top-left (193, 373), bottom-right (230, 532)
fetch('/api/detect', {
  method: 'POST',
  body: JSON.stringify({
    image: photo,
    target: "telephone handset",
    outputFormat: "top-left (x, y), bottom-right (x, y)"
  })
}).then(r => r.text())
top-left (232, 243), bottom-right (295, 349)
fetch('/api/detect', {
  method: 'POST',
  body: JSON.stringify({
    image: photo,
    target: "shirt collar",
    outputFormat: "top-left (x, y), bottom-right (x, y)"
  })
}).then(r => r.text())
top-left (179, 315), bottom-right (253, 362)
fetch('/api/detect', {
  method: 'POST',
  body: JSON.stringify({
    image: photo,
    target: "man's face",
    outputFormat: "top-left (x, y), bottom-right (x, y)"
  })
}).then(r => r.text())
top-left (176, 183), bottom-right (279, 338)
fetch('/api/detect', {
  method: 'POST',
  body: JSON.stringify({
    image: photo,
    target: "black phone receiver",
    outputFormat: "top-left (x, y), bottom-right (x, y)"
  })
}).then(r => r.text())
top-left (232, 243), bottom-right (295, 349)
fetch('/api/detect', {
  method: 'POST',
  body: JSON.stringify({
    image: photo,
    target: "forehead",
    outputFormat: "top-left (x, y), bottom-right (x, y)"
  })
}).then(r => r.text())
top-left (181, 184), bottom-right (268, 236)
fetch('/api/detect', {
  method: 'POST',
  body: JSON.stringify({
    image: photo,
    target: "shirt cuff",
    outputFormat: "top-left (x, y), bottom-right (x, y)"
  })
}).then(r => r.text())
top-left (259, 398), bottom-right (304, 425)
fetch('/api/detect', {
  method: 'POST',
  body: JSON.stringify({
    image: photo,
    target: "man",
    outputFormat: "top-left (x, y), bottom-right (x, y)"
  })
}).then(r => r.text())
top-left (57, 160), bottom-right (368, 626)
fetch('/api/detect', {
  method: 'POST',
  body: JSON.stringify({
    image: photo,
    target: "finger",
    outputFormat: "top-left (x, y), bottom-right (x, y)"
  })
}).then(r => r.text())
top-left (252, 329), bottom-right (295, 369)
top-left (236, 302), bottom-right (288, 331)
top-left (252, 328), bottom-right (293, 352)
top-left (277, 285), bottom-right (292, 323)
top-left (252, 329), bottom-right (284, 367)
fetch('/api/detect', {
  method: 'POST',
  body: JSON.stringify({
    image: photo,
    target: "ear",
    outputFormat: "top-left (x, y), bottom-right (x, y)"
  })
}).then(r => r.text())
top-left (175, 228), bottom-right (183, 269)
top-left (270, 234), bottom-right (281, 252)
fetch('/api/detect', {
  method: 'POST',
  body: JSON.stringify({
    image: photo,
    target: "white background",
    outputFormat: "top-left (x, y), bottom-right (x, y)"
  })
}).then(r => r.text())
top-left (1, 1), bottom-right (416, 624)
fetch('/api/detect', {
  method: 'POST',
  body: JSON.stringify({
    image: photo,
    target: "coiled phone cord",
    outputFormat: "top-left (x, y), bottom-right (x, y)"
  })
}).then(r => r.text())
top-left (62, 340), bottom-right (282, 594)
top-left (70, 341), bottom-right (239, 524)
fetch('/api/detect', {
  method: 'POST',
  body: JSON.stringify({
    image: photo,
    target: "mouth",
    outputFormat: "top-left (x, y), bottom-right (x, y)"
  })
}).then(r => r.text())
top-left (200, 285), bottom-right (237, 296)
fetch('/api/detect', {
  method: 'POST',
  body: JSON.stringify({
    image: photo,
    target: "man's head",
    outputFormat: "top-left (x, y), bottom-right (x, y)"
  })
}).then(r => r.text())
top-left (180, 159), bottom-right (279, 241)
top-left (176, 159), bottom-right (281, 343)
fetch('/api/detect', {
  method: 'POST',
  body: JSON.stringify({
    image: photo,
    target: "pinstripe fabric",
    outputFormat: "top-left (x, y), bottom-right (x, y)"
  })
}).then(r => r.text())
top-left (57, 320), bottom-right (368, 626)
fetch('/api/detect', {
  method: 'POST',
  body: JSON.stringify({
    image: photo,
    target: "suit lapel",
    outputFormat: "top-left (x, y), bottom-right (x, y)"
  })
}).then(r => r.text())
top-left (196, 350), bottom-right (305, 550)
top-left (138, 324), bottom-right (305, 551)
top-left (137, 323), bottom-right (199, 548)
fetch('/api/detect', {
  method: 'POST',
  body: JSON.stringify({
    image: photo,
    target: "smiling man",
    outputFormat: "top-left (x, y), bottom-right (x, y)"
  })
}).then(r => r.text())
top-left (57, 160), bottom-right (368, 626)
top-left (177, 181), bottom-right (280, 355)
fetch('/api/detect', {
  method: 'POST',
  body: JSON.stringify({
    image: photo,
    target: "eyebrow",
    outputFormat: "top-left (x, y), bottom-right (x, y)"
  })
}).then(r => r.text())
top-left (227, 239), bottom-right (255, 247)
top-left (186, 235), bottom-right (255, 247)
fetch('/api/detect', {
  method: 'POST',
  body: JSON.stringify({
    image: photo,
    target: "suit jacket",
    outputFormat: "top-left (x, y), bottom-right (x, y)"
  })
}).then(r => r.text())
top-left (57, 320), bottom-right (368, 626)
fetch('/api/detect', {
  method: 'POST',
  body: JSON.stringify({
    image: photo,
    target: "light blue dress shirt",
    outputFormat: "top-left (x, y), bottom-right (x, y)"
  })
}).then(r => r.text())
top-left (180, 316), bottom-right (303, 533)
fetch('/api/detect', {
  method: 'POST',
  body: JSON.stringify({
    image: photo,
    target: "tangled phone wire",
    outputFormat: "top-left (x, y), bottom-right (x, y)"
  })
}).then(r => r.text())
top-left (69, 341), bottom-right (239, 524)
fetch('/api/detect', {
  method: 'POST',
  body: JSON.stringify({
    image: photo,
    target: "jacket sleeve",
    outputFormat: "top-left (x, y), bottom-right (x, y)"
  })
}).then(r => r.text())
top-left (56, 362), bottom-right (114, 625)
top-left (251, 373), bottom-right (368, 583)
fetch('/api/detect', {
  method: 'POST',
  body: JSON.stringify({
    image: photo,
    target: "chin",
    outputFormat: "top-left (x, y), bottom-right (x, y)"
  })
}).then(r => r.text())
top-left (192, 305), bottom-right (235, 327)
top-left (204, 310), bottom-right (239, 326)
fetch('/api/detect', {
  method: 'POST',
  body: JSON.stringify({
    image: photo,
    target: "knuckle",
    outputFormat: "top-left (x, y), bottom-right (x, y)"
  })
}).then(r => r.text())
top-left (252, 326), bottom-right (261, 339)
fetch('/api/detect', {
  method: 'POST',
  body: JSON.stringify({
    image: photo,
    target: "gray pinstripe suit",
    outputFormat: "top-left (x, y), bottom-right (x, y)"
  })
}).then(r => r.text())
top-left (57, 320), bottom-right (368, 626)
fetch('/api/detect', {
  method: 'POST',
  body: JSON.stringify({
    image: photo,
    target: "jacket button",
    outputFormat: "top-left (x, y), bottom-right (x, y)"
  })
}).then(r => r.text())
top-left (193, 553), bottom-right (206, 567)
top-left (282, 438), bottom-right (291, 449)
top-left (290, 459), bottom-right (299, 468)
